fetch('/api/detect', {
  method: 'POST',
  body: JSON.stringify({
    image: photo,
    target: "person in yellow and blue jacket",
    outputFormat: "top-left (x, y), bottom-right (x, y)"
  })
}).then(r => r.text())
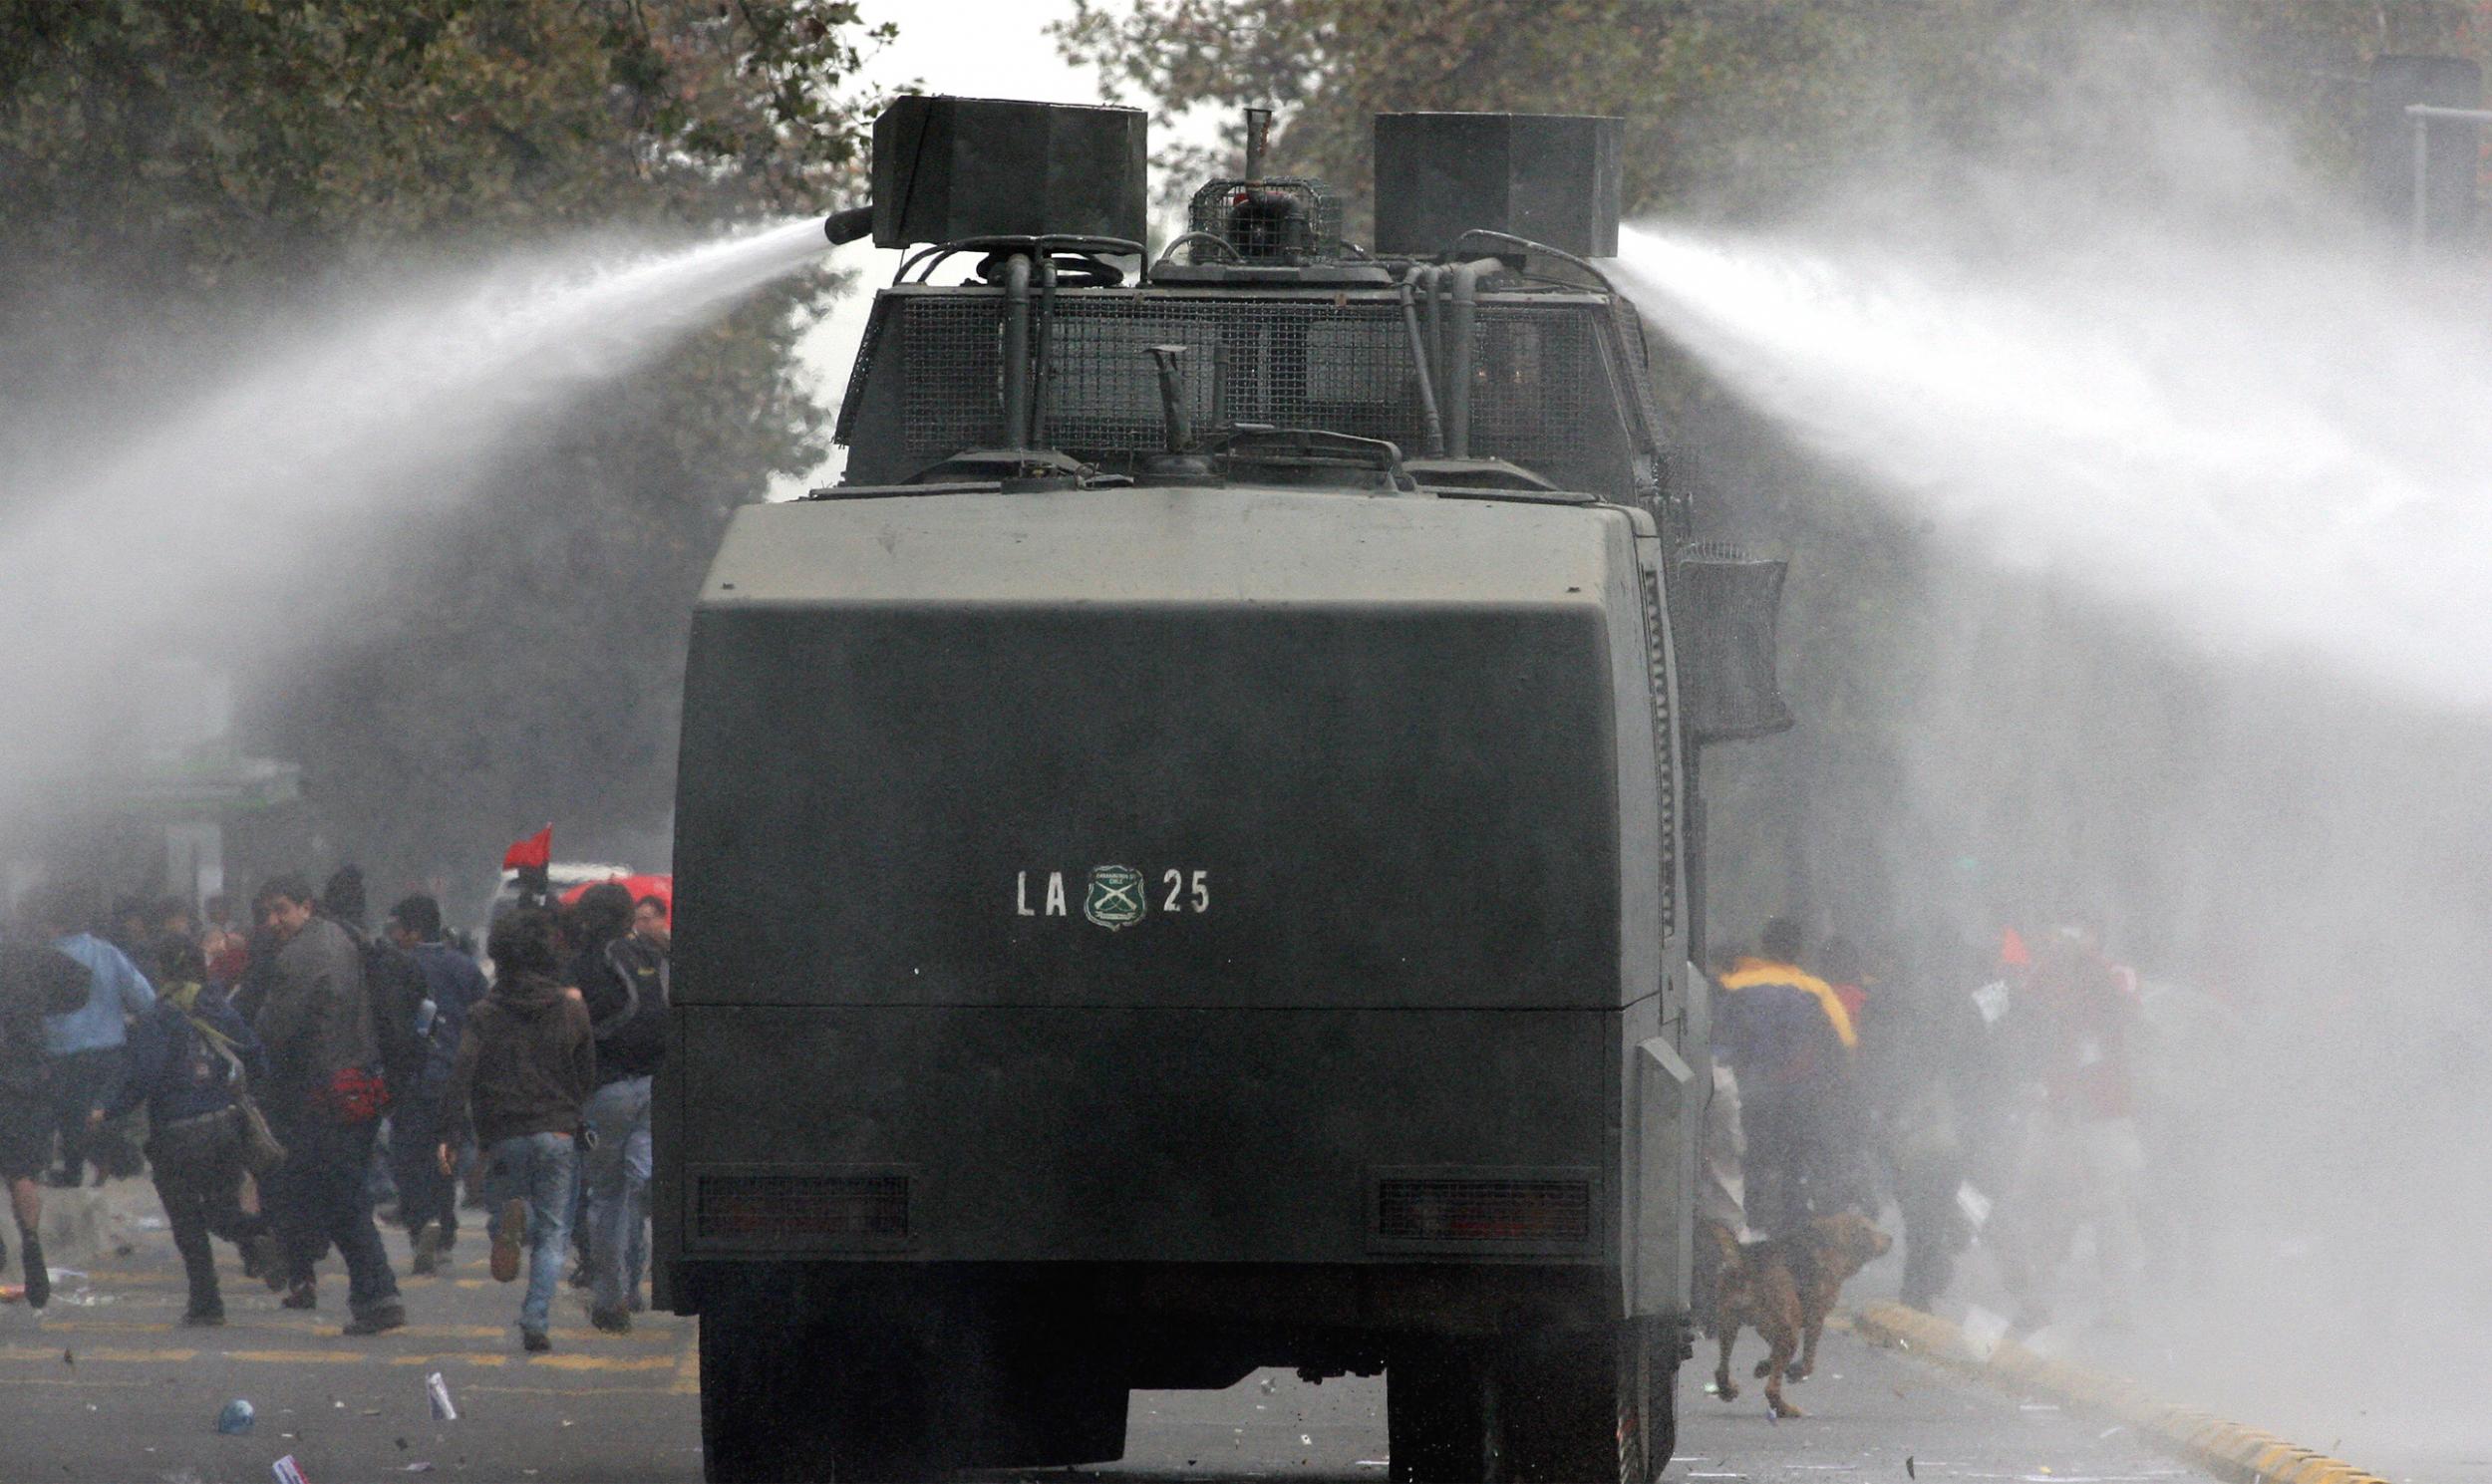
top-left (1716, 917), bottom-right (1860, 1239)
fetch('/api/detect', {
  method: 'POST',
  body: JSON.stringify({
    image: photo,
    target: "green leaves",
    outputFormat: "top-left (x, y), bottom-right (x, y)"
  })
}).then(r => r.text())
top-left (1, 0), bottom-right (889, 889)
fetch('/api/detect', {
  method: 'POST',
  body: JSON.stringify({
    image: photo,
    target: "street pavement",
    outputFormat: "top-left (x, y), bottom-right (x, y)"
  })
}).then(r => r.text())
top-left (0, 1192), bottom-right (2214, 1484)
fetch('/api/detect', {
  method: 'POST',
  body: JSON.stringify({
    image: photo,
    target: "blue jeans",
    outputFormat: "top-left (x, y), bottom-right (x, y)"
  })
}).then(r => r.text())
top-left (581, 1076), bottom-right (653, 1313)
top-left (483, 1131), bottom-right (577, 1335)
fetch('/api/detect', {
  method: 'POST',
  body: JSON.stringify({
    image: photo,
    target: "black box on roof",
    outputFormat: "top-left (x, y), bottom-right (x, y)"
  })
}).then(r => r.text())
top-left (871, 96), bottom-right (1148, 249)
top-left (1373, 113), bottom-right (1623, 258)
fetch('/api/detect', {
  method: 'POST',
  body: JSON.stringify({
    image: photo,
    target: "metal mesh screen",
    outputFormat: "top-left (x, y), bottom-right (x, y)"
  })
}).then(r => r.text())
top-left (1186, 179), bottom-right (1344, 262)
top-left (695, 1172), bottom-right (909, 1245)
top-left (1639, 564), bottom-right (1678, 938)
top-left (1375, 1176), bottom-right (1593, 1245)
top-left (889, 291), bottom-right (1627, 491)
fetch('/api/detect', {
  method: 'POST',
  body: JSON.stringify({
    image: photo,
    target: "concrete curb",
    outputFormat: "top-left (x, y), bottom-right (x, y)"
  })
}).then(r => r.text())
top-left (1848, 1301), bottom-right (2386, 1484)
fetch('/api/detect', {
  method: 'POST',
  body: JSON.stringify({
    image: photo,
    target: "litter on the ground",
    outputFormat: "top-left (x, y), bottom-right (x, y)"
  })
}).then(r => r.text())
top-left (1959, 1305), bottom-right (2011, 1361)
top-left (426, 1370), bottom-right (458, 1421)
top-left (271, 1456), bottom-right (311, 1484)
top-left (1956, 1182), bottom-right (1995, 1229)
top-left (216, 1398), bottom-right (255, 1435)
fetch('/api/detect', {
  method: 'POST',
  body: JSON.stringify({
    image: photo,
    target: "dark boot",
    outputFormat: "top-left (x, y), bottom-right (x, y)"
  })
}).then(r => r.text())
top-left (19, 1225), bottom-right (47, 1311)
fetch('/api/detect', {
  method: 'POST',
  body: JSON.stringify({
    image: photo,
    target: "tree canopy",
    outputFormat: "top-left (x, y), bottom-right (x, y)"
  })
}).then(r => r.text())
top-left (1055, 0), bottom-right (2492, 956)
top-left (1, 0), bottom-right (890, 909)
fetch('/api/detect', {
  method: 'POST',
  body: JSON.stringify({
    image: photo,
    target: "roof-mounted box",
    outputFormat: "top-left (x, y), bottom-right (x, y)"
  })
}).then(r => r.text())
top-left (870, 96), bottom-right (1148, 249)
top-left (1373, 113), bottom-right (1623, 258)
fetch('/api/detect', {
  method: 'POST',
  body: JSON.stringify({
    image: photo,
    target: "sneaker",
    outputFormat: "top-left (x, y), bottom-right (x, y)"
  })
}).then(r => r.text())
top-left (342, 1302), bottom-right (406, 1337)
top-left (589, 1306), bottom-right (632, 1335)
top-left (180, 1306), bottom-right (226, 1328)
top-left (411, 1223), bottom-right (441, 1277)
top-left (520, 1327), bottom-right (551, 1353)
top-left (490, 1199), bottom-right (526, 1284)
top-left (281, 1282), bottom-right (318, 1310)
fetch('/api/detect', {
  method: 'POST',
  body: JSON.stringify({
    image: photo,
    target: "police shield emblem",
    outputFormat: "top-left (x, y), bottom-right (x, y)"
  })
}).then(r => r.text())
top-left (1083, 864), bottom-right (1146, 930)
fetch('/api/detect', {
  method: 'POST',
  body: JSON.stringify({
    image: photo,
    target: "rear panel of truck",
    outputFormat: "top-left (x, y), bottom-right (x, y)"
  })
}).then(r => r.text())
top-left (658, 487), bottom-right (1679, 1308)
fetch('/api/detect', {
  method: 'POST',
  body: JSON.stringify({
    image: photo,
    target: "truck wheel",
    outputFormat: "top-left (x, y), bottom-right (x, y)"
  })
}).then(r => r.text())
top-left (1502, 1324), bottom-right (1670, 1484)
top-left (698, 1309), bottom-right (835, 1484)
top-left (1388, 1345), bottom-right (1504, 1484)
top-left (824, 1331), bottom-right (939, 1482)
top-left (1643, 1335), bottom-right (1679, 1477)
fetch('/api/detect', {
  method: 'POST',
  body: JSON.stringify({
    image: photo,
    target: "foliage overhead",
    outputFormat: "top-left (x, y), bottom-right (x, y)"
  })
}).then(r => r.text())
top-left (1055, 0), bottom-right (2492, 952)
top-left (0, 0), bottom-right (892, 908)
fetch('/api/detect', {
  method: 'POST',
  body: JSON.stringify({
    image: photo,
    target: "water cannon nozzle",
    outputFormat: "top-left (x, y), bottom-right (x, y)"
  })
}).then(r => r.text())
top-left (822, 206), bottom-right (874, 246)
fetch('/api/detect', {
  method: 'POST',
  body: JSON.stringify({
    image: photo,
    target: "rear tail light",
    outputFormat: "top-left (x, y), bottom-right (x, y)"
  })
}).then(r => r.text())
top-left (1374, 1172), bottom-right (1593, 1247)
top-left (694, 1170), bottom-right (910, 1248)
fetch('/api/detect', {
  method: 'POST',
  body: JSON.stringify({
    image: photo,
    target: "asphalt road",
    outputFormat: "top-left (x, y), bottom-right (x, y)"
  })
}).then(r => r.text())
top-left (0, 1196), bottom-right (2213, 1484)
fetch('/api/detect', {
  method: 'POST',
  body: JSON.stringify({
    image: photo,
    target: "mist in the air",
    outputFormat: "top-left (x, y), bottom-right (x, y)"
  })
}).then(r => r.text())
top-left (0, 220), bottom-right (826, 869)
top-left (1616, 18), bottom-right (2492, 1471)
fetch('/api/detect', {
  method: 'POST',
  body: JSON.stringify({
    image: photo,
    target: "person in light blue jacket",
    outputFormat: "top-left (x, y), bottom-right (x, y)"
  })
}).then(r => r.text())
top-left (28, 881), bottom-right (155, 1188)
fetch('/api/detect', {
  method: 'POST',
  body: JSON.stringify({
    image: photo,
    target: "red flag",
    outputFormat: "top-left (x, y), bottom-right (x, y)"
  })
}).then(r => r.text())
top-left (501, 826), bottom-right (552, 871)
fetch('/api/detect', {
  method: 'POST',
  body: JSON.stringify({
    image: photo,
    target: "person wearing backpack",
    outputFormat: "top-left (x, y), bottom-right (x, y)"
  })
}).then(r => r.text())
top-left (99, 936), bottom-right (284, 1326)
top-left (567, 882), bottom-right (667, 1333)
top-left (385, 893), bottom-right (485, 1275)
top-left (252, 874), bottom-right (405, 1336)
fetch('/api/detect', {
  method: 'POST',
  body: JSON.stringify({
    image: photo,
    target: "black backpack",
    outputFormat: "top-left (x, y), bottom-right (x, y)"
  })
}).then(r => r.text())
top-left (360, 937), bottom-right (433, 1107)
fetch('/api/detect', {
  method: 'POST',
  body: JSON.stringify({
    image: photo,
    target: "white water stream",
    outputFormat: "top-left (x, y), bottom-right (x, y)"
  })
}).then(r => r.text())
top-left (0, 217), bottom-right (828, 801)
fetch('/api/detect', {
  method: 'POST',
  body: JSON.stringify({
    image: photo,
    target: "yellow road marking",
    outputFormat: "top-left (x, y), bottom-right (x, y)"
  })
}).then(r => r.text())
top-left (0, 1376), bottom-right (150, 1388)
top-left (467, 1383), bottom-right (679, 1396)
top-left (217, 1349), bottom-right (365, 1363)
top-left (0, 1345), bottom-right (193, 1363)
top-left (522, 1352), bottom-right (678, 1372)
top-left (672, 1337), bottom-right (700, 1395)
top-left (387, 1352), bottom-right (510, 1368)
top-left (55, 1320), bottom-right (675, 1344)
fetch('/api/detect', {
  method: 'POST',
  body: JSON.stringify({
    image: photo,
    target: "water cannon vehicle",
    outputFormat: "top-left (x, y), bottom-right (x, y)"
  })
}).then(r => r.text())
top-left (660, 95), bottom-right (1790, 1484)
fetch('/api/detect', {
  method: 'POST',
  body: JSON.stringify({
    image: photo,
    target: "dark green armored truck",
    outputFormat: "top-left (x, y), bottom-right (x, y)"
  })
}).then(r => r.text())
top-left (657, 98), bottom-right (1788, 1484)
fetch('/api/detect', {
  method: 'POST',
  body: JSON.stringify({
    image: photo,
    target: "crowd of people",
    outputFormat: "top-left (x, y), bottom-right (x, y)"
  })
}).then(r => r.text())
top-left (1, 855), bottom-right (2171, 1351)
top-left (1703, 913), bottom-right (2152, 1336)
top-left (0, 867), bottom-right (672, 1352)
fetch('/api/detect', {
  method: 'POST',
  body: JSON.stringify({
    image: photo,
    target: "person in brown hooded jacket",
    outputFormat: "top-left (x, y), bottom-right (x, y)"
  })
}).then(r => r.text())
top-left (440, 908), bottom-right (593, 1350)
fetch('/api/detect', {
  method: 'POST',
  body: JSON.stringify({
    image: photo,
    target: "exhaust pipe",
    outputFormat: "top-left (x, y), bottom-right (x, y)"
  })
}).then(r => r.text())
top-left (1441, 258), bottom-right (1501, 459)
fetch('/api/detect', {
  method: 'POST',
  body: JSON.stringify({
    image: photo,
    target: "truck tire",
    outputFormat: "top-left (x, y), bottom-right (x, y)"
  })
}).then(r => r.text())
top-left (1388, 1345), bottom-right (1503, 1484)
top-left (1501, 1323), bottom-right (1674, 1484)
top-left (824, 1327), bottom-right (940, 1482)
top-left (698, 1308), bottom-right (836, 1484)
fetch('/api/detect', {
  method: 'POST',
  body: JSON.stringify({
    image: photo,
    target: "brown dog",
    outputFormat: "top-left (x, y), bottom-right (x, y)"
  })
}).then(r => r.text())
top-left (1707, 1211), bottom-right (1892, 1418)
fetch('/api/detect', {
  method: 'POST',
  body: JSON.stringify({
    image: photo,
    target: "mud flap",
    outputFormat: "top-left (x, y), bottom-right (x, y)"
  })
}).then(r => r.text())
top-left (1633, 1037), bottom-right (1695, 1318)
